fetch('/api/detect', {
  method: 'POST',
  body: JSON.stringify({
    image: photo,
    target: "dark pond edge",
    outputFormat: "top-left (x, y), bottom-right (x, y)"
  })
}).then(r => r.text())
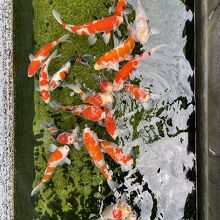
top-left (13, 0), bottom-right (36, 219)
top-left (195, 0), bottom-right (208, 219)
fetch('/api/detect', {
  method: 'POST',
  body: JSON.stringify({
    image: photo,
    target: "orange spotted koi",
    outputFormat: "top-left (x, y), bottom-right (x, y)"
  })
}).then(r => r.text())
top-left (66, 83), bottom-right (114, 108)
top-left (103, 109), bottom-right (118, 140)
top-left (41, 120), bottom-right (80, 149)
top-left (100, 140), bottom-right (133, 167)
top-left (49, 102), bottom-right (106, 122)
top-left (52, 10), bottom-right (123, 45)
top-left (124, 83), bottom-right (150, 102)
top-left (94, 34), bottom-right (136, 71)
top-left (83, 128), bottom-right (118, 190)
top-left (28, 34), bottom-right (69, 77)
top-left (31, 145), bottom-right (71, 196)
top-left (113, 45), bottom-right (165, 89)
top-left (39, 50), bottom-right (60, 103)
top-left (49, 55), bottom-right (91, 91)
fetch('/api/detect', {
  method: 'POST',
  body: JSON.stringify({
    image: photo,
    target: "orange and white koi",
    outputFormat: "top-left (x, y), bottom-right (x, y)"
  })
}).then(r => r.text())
top-left (52, 10), bottom-right (123, 45)
top-left (100, 140), bottom-right (133, 167)
top-left (98, 81), bottom-right (115, 94)
top-left (99, 194), bottom-right (137, 220)
top-left (83, 128), bottom-right (118, 190)
top-left (50, 102), bottom-right (106, 122)
top-left (49, 55), bottom-right (91, 91)
top-left (124, 83), bottom-right (150, 102)
top-left (41, 120), bottom-right (80, 149)
top-left (103, 109), bottom-right (118, 140)
top-left (115, 0), bottom-right (127, 16)
top-left (31, 145), bottom-right (71, 196)
top-left (113, 45), bottom-right (164, 89)
top-left (94, 33), bottom-right (136, 71)
top-left (28, 34), bottom-right (69, 77)
top-left (39, 50), bottom-right (60, 103)
top-left (66, 83), bottom-right (114, 108)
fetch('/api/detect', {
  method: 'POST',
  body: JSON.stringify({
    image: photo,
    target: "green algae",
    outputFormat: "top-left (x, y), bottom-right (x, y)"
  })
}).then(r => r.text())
top-left (31, 0), bottom-right (131, 219)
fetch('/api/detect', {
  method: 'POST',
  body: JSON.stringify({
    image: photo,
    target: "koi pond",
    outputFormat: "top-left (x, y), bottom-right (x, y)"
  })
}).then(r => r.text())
top-left (14, 0), bottom-right (195, 219)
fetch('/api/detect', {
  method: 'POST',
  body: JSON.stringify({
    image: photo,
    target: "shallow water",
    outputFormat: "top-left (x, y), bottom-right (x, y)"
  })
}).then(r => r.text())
top-left (26, 0), bottom-right (195, 219)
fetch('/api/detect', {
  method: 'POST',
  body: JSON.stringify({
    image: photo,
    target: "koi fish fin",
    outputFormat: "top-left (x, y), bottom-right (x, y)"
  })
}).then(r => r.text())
top-left (41, 119), bottom-right (55, 128)
top-left (58, 34), bottom-right (70, 43)
top-left (35, 86), bottom-right (40, 92)
top-left (52, 9), bottom-right (63, 25)
top-left (73, 142), bottom-right (81, 150)
top-left (107, 179), bottom-right (119, 191)
top-left (102, 31), bottom-right (111, 44)
top-left (31, 183), bottom-right (44, 196)
top-left (116, 28), bottom-right (122, 37)
top-left (120, 193), bottom-right (128, 203)
top-left (111, 62), bottom-right (119, 71)
top-left (49, 144), bottom-right (58, 153)
top-left (80, 54), bottom-right (93, 66)
top-left (64, 157), bottom-right (71, 165)
top-left (49, 100), bottom-right (62, 110)
top-left (125, 55), bottom-right (133, 61)
top-left (67, 83), bottom-right (83, 94)
top-left (88, 34), bottom-right (97, 45)
top-left (113, 34), bottom-right (120, 47)
top-left (124, 8), bottom-right (133, 15)
top-left (150, 28), bottom-right (160, 36)
top-left (29, 54), bottom-right (34, 61)
top-left (98, 120), bottom-right (105, 127)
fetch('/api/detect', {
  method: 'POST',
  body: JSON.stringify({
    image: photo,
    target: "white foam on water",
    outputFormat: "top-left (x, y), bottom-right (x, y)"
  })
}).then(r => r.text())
top-left (0, 0), bottom-right (14, 219)
top-left (112, 0), bottom-right (194, 219)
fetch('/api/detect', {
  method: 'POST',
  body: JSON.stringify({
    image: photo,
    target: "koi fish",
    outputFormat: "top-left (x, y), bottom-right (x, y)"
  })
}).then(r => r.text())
top-left (41, 120), bottom-right (80, 149)
top-left (103, 109), bottom-right (118, 140)
top-left (31, 144), bottom-right (71, 196)
top-left (65, 83), bottom-right (114, 108)
top-left (99, 194), bottom-right (137, 220)
top-left (115, 0), bottom-right (127, 16)
top-left (49, 54), bottom-right (91, 91)
top-left (124, 83), bottom-right (150, 102)
top-left (49, 102), bottom-right (106, 122)
top-left (113, 45), bottom-right (165, 89)
top-left (98, 81), bottom-right (115, 94)
top-left (100, 140), bottom-right (133, 167)
top-left (39, 50), bottom-right (60, 103)
top-left (52, 10), bottom-right (123, 45)
top-left (83, 128), bottom-right (118, 190)
top-left (28, 34), bottom-right (69, 77)
top-left (94, 33), bottom-right (136, 71)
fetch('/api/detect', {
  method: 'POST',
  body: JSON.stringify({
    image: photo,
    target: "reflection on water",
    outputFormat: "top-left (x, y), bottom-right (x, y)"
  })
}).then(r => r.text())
top-left (112, 0), bottom-right (195, 219)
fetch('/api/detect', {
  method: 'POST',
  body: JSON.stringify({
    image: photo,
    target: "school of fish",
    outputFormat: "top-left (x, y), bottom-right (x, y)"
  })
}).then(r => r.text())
top-left (28, 0), bottom-right (163, 219)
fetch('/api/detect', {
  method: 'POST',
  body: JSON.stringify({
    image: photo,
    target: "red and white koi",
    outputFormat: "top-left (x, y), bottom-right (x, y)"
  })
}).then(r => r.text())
top-left (41, 120), bottom-right (80, 149)
top-left (99, 194), bottom-right (136, 220)
top-left (50, 102), bottom-right (106, 122)
top-left (52, 10), bottom-right (123, 45)
top-left (66, 83), bottom-right (114, 108)
top-left (124, 83), bottom-right (150, 102)
top-left (103, 109), bottom-right (118, 140)
top-left (31, 145), bottom-right (71, 196)
top-left (83, 128), bottom-right (118, 190)
top-left (100, 140), bottom-right (133, 167)
top-left (98, 81), bottom-right (115, 94)
top-left (49, 55), bottom-right (91, 91)
top-left (28, 34), bottom-right (69, 77)
top-left (113, 45), bottom-right (165, 89)
top-left (94, 33), bottom-right (136, 71)
top-left (39, 50), bottom-right (60, 103)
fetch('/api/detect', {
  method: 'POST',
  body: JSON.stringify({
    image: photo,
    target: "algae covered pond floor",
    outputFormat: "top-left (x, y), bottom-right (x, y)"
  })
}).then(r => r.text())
top-left (29, 0), bottom-right (195, 219)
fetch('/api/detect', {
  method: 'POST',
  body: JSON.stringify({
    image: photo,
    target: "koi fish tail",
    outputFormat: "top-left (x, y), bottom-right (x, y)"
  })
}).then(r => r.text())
top-left (79, 54), bottom-right (93, 66)
top-left (52, 10), bottom-right (65, 26)
top-left (57, 34), bottom-right (70, 43)
top-left (41, 119), bottom-right (55, 128)
top-left (107, 178), bottom-right (119, 191)
top-left (66, 83), bottom-right (84, 97)
top-left (31, 183), bottom-right (44, 196)
top-left (49, 100), bottom-right (62, 110)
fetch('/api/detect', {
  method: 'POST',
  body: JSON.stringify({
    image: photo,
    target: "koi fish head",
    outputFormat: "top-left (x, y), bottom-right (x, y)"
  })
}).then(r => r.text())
top-left (98, 81), bottom-right (115, 94)
top-left (115, 0), bottom-right (127, 16)
top-left (28, 59), bottom-right (41, 77)
top-left (40, 89), bottom-right (50, 103)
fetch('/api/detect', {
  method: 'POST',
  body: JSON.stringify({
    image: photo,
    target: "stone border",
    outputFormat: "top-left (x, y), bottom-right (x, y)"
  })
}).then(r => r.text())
top-left (0, 0), bottom-right (14, 219)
